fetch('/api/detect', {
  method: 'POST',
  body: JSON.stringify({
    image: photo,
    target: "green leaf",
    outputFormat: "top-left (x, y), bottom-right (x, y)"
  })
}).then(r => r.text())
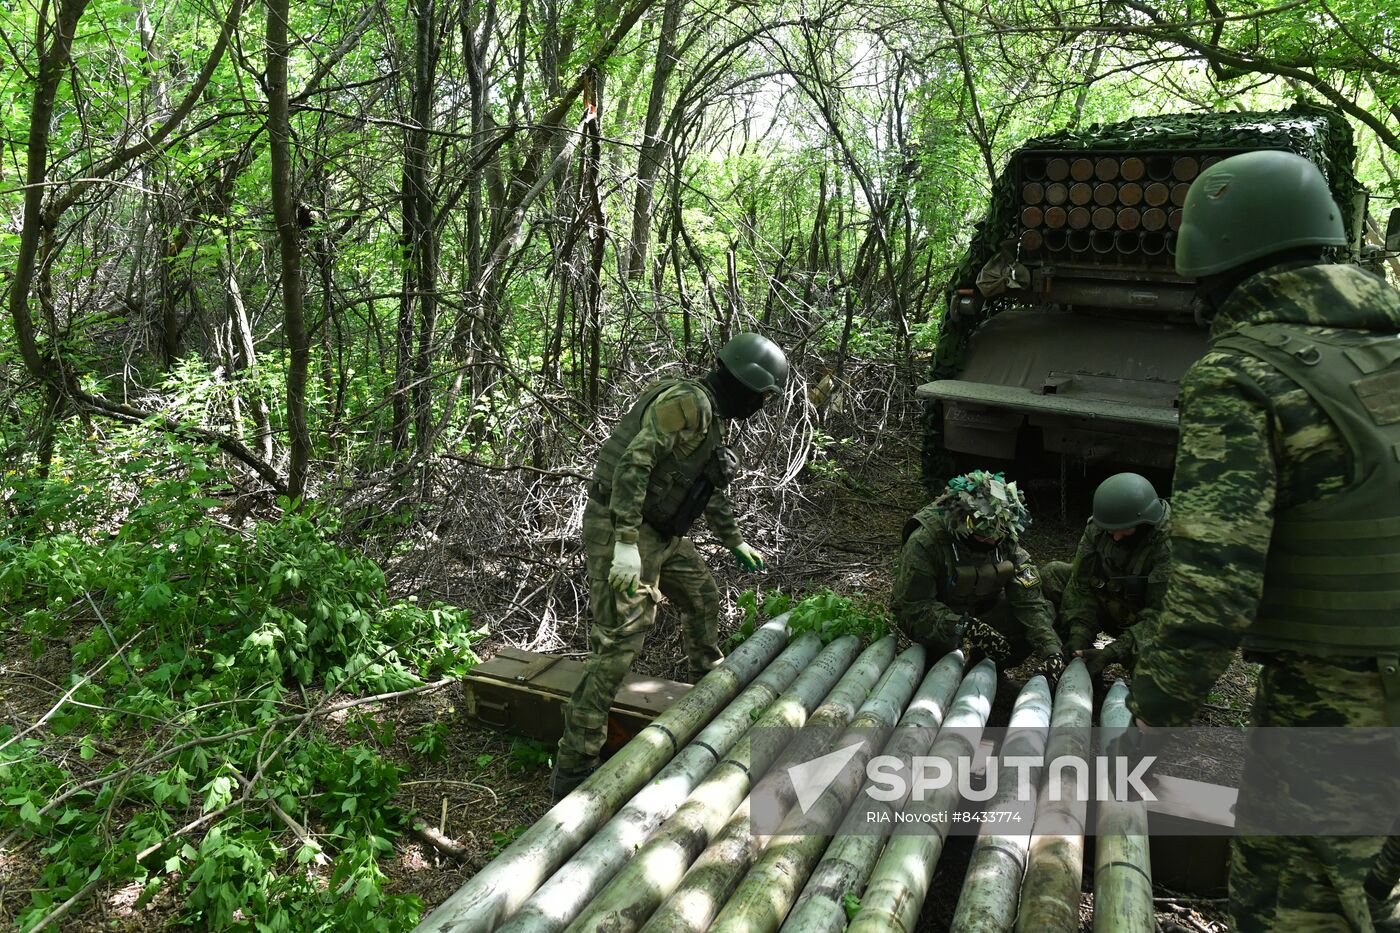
top-left (201, 774), bottom-right (234, 813)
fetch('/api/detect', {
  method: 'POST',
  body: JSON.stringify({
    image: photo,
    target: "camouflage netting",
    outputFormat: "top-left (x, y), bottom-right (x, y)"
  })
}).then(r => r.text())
top-left (938, 469), bottom-right (1032, 540)
top-left (920, 101), bottom-right (1359, 484)
top-left (936, 101), bottom-right (1358, 377)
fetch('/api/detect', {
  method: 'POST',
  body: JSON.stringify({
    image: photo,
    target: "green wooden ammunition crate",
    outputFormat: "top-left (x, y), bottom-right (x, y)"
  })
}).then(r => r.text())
top-left (462, 647), bottom-right (692, 751)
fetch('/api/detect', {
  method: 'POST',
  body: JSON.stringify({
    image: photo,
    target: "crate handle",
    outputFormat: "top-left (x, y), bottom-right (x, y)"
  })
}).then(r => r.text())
top-left (475, 697), bottom-right (511, 728)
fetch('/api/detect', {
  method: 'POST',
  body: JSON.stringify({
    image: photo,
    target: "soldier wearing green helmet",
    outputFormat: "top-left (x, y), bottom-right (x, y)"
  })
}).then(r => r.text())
top-left (1040, 473), bottom-right (1171, 678)
top-left (891, 470), bottom-right (1063, 679)
top-left (551, 332), bottom-right (788, 799)
top-left (1127, 149), bottom-right (1400, 930)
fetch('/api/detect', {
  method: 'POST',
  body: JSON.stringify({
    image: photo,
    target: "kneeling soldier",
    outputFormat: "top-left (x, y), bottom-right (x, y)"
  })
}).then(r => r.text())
top-left (891, 470), bottom-right (1063, 678)
top-left (1041, 472), bottom-right (1171, 677)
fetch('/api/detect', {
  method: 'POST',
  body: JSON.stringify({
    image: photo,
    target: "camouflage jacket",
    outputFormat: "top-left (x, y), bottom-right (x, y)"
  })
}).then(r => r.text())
top-left (1130, 264), bottom-right (1400, 726)
top-left (1061, 503), bottom-right (1172, 658)
top-left (891, 507), bottom-right (1060, 654)
top-left (602, 379), bottom-right (744, 549)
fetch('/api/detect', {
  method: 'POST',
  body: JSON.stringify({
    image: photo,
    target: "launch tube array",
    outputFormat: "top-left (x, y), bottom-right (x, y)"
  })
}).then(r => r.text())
top-left (416, 619), bottom-right (1156, 933)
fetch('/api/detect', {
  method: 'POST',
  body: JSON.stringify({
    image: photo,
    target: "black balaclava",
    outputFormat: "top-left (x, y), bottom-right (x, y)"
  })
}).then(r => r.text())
top-left (705, 362), bottom-right (765, 420)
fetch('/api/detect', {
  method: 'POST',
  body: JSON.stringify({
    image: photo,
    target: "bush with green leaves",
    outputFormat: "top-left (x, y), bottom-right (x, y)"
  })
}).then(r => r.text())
top-left (0, 430), bottom-right (481, 931)
top-left (728, 587), bottom-right (890, 647)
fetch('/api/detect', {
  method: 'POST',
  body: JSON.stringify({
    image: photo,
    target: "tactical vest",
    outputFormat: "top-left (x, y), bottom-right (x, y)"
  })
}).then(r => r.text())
top-left (1084, 511), bottom-right (1168, 611)
top-left (904, 506), bottom-right (1015, 612)
top-left (591, 379), bottom-right (721, 535)
top-left (1213, 322), bottom-right (1400, 656)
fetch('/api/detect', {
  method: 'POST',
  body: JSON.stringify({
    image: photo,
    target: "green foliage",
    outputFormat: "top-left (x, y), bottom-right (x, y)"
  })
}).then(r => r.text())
top-left (729, 588), bottom-right (890, 647)
top-left (488, 826), bottom-right (527, 858)
top-left (410, 721), bottom-right (449, 762)
top-left (508, 738), bottom-right (553, 773)
top-left (806, 430), bottom-right (855, 483)
top-left (843, 891), bottom-right (862, 921)
top-left (0, 431), bottom-right (481, 931)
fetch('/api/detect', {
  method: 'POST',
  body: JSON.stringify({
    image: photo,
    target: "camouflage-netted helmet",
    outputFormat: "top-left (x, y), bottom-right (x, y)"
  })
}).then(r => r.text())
top-left (1092, 472), bottom-right (1165, 531)
top-left (1175, 150), bottom-right (1346, 278)
top-left (718, 333), bottom-right (789, 393)
top-left (937, 470), bottom-right (1031, 541)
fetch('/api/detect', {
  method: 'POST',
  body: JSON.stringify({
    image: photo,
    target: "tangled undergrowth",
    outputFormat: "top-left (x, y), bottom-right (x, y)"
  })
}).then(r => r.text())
top-left (0, 432), bottom-right (480, 932)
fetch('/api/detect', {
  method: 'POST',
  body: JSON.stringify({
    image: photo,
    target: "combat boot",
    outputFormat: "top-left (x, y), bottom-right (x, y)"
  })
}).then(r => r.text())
top-left (686, 647), bottom-right (725, 685)
top-left (549, 758), bottom-right (598, 801)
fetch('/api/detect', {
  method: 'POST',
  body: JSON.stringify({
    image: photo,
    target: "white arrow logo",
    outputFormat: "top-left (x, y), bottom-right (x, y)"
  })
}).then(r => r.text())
top-left (788, 741), bottom-right (865, 814)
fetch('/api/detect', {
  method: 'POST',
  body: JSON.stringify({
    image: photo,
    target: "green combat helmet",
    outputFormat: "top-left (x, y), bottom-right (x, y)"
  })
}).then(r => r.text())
top-left (1176, 150), bottom-right (1347, 278)
top-left (1092, 472), bottom-right (1166, 530)
top-left (938, 470), bottom-right (1031, 541)
top-left (718, 333), bottom-right (789, 394)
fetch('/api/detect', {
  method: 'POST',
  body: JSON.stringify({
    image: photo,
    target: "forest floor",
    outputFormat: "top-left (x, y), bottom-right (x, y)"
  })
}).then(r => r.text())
top-left (2, 374), bottom-right (1249, 932)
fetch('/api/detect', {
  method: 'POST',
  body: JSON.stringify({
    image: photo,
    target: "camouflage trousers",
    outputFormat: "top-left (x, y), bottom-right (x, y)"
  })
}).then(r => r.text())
top-left (1039, 559), bottom-right (1137, 660)
top-left (1229, 655), bottom-right (1400, 932)
top-left (556, 500), bottom-right (724, 770)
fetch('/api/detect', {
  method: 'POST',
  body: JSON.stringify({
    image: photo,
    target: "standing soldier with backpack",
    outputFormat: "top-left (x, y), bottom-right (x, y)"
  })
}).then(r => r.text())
top-left (550, 333), bottom-right (788, 799)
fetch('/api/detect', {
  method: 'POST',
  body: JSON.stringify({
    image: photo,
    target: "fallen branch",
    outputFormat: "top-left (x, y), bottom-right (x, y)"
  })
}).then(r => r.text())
top-left (75, 389), bottom-right (287, 494)
top-left (0, 632), bottom-right (140, 754)
top-left (410, 817), bottom-right (473, 862)
top-left (26, 874), bottom-right (104, 933)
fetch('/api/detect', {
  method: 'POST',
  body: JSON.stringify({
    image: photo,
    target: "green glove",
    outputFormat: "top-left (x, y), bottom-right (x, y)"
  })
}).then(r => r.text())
top-left (732, 543), bottom-right (765, 572)
top-left (608, 541), bottom-right (642, 595)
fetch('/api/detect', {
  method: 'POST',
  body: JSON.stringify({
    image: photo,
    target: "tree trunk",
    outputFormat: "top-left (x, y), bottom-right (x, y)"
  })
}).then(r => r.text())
top-left (462, 0), bottom-right (495, 292)
top-left (626, 0), bottom-right (685, 280)
top-left (582, 73), bottom-right (606, 410)
top-left (267, 0), bottom-right (311, 501)
top-left (8, 0), bottom-right (91, 386)
top-left (224, 250), bottom-right (274, 462)
top-left (408, 0), bottom-right (440, 459)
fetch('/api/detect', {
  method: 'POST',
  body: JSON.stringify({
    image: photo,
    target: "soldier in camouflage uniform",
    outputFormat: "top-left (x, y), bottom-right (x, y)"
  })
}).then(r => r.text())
top-left (551, 333), bottom-right (788, 799)
top-left (891, 470), bottom-right (1063, 677)
top-left (1040, 472), bottom-right (1171, 677)
top-left (1127, 150), bottom-right (1400, 930)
